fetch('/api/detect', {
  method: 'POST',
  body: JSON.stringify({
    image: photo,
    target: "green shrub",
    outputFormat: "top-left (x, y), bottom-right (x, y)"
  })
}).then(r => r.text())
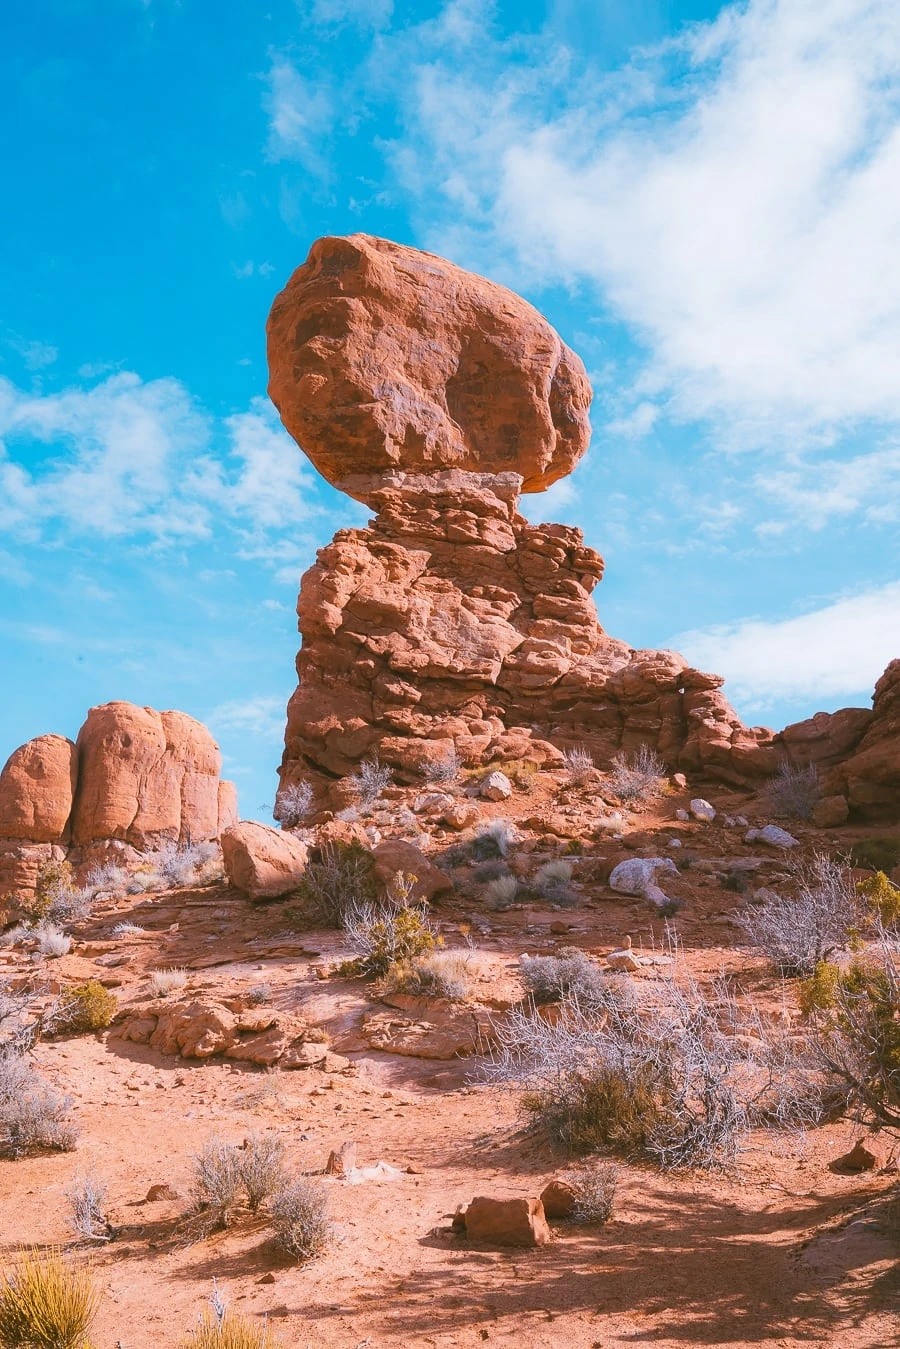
top-left (0, 1247), bottom-right (99, 1349)
top-left (295, 841), bottom-right (377, 926)
top-left (340, 900), bottom-right (438, 978)
top-left (856, 871), bottom-right (900, 927)
top-left (24, 862), bottom-right (79, 924)
top-left (54, 983), bottom-right (117, 1035)
top-left (848, 836), bottom-right (900, 873)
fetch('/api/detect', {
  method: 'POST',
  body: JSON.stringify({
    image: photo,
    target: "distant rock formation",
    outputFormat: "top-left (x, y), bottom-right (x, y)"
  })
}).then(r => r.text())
top-left (266, 234), bottom-right (897, 819)
top-left (0, 702), bottom-right (238, 897)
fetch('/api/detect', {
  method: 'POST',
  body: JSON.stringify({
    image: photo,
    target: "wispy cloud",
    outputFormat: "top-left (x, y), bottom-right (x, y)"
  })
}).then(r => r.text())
top-left (263, 57), bottom-right (333, 174)
top-left (674, 580), bottom-right (900, 710)
top-left (209, 695), bottom-right (286, 740)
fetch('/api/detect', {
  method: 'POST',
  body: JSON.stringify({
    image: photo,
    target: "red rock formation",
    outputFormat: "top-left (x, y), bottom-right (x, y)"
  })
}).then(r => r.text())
top-left (268, 234), bottom-right (896, 818)
top-left (267, 234), bottom-right (591, 502)
top-left (0, 702), bottom-right (238, 898)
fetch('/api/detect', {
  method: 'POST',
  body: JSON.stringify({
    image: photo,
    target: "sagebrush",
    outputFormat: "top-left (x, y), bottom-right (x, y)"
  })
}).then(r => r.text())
top-left (606, 745), bottom-right (666, 804)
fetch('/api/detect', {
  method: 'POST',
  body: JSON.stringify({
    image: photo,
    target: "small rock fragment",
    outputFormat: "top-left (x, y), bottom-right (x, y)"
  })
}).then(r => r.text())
top-left (480, 771), bottom-right (513, 802)
top-left (831, 1138), bottom-right (883, 1172)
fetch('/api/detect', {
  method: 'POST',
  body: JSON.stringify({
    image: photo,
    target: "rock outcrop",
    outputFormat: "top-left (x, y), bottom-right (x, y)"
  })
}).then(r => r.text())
top-left (0, 702), bottom-right (237, 900)
top-left (266, 233), bottom-right (897, 819)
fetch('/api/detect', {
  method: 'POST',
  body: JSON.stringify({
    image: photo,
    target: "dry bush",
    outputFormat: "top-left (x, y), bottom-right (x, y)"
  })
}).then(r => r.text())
top-left (153, 841), bottom-right (221, 889)
top-left (150, 968), bottom-right (188, 997)
top-left (296, 840), bottom-right (378, 927)
top-left (384, 949), bottom-right (471, 1000)
top-left (738, 852), bottom-right (860, 976)
top-left (53, 983), bottom-right (117, 1035)
top-left (274, 781), bottom-right (314, 829)
top-left (0, 1247), bottom-right (99, 1349)
top-left (36, 924), bottom-right (71, 959)
top-left (83, 862), bottom-right (130, 897)
top-left (560, 1159), bottom-right (619, 1224)
top-left (424, 747), bottom-right (461, 786)
top-left (0, 1054), bottom-right (78, 1159)
top-left (268, 1179), bottom-right (331, 1260)
top-left (563, 746), bottom-right (595, 786)
top-left (181, 1309), bottom-right (281, 1349)
top-left (348, 756), bottom-right (393, 807)
top-left (606, 745), bottom-right (666, 804)
top-left (65, 1173), bottom-right (112, 1243)
top-left (240, 1133), bottom-right (288, 1212)
top-left (763, 761), bottom-right (821, 820)
top-left (191, 1139), bottom-right (243, 1227)
top-left (341, 898), bottom-right (438, 978)
top-left (110, 921), bottom-right (145, 937)
top-left (801, 934), bottom-right (900, 1130)
top-left (485, 875), bottom-right (518, 910)
top-left (519, 948), bottom-right (606, 1006)
top-left (487, 975), bottom-right (818, 1170)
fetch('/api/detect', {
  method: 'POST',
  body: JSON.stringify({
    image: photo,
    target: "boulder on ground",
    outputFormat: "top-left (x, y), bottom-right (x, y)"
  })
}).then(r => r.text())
top-left (609, 856), bottom-right (679, 909)
top-left (744, 824), bottom-right (799, 849)
top-left (372, 839), bottom-right (452, 901)
top-left (540, 1179), bottom-right (578, 1220)
top-left (690, 798), bottom-right (716, 822)
top-left (459, 1196), bottom-right (551, 1247)
top-left (480, 771), bottom-right (513, 802)
top-left (831, 1138), bottom-right (884, 1173)
top-left (221, 821), bottom-right (309, 900)
top-left (811, 795), bottom-right (850, 828)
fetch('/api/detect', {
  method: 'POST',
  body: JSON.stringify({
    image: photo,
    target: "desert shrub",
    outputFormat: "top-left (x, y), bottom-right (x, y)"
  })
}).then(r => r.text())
top-left (0, 1247), bottom-right (99, 1349)
top-left (856, 871), bottom-right (900, 928)
top-left (485, 875), bottom-right (518, 910)
top-left (240, 1133), bottom-right (288, 1213)
top-left (65, 1173), bottom-right (112, 1243)
top-left (763, 761), bottom-right (821, 820)
top-left (82, 862), bottom-right (129, 898)
top-left (53, 983), bottom-right (117, 1035)
top-left (0, 1054), bottom-right (78, 1158)
top-left (348, 756), bottom-right (393, 807)
top-left (533, 859), bottom-right (575, 904)
top-left (149, 968), bottom-right (188, 997)
top-left (424, 747), bottom-right (461, 786)
top-left (848, 836), bottom-right (900, 874)
top-left (340, 900), bottom-right (438, 978)
top-left (181, 1309), bottom-right (281, 1349)
top-left (802, 938), bottom-right (900, 1130)
top-left (560, 1159), bottom-right (619, 1224)
top-left (519, 947), bottom-right (606, 1006)
top-left (191, 1139), bottom-right (243, 1227)
top-left (606, 745), bottom-right (666, 805)
top-left (563, 746), bottom-right (595, 786)
top-left (153, 841), bottom-right (220, 889)
top-left (384, 949), bottom-right (471, 1000)
top-left (36, 924), bottom-right (71, 959)
top-left (488, 975), bottom-right (816, 1170)
top-left (110, 921), bottom-right (145, 937)
top-left (471, 818), bottom-right (516, 861)
top-left (25, 861), bottom-right (80, 924)
top-left (737, 853), bottom-right (860, 976)
top-left (296, 841), bottom-right (378, 927)
top-left (246, 983), bottom-right (273, 1006)
top-left (268, 1179), bottom-right (331, 1260)
top-left (274, 781), bottom-right (314, 829)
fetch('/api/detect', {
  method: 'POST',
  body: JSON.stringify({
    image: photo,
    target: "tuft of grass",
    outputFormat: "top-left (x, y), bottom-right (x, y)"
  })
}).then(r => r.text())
top-left (533, 859), bottom-right (575, 903)
top-left (268, 1179), bottom-right (331, 1261)
top-left (606, 746), bottom-right (666, 805)
top-left (110, 921), bottom-right (145, 937)
top-left (36, 925), bottom-right (71, 959)
top-left (384, 949), bottom-right (472, 1000)
top-left (181, 1310), bottom-right (281, 1349)
top-left (484, 875), bottom-right (518, 910)
top-left (149, 968), bottom-right (188, 998)
top-left (471, 818), bottom-right (516, 861)
top-left (0, 1247), bottom-right (99, 1349)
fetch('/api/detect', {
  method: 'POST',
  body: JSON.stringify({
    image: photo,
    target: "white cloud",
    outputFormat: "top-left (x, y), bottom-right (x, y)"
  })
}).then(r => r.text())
top-left (390, 0), bottom-right (900, 446)
top-left (674, 580), bottom-right (900, 708)
top-left (756, 444), bottom-right (900, 529)
top-left (263, 58), bottom-right (333, 173)
top-left (0, 372), bottom-right (321, 559)
top-left (310, 0), bottom-right (393, 28)
top-left (209, 695), bottom-right (286, 740)
top-left (607, 401), bottom-right (660, 439)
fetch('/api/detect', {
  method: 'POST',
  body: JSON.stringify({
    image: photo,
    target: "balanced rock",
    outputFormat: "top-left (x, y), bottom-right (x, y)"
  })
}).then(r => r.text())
top-left (221, 821), bottom-right (309, 900)
top-left (267, 233), bottom-right (591, 503)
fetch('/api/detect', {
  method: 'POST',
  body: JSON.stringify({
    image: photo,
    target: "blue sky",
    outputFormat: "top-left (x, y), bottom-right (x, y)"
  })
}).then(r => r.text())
top-left (2, 0), bottom-right (899, 821)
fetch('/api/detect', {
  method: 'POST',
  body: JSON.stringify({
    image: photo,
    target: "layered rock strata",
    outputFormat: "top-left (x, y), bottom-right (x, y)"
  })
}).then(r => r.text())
top-left (0, 702), bottom-right (238, 898)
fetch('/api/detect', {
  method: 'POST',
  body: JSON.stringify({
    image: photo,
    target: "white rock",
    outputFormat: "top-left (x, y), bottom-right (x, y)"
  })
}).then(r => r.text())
top-left (753, 887), bottom-right (782, 904)
top-left (413, 792), bottom-right (455, 814)
top-left (690, 798), bottom-right (716, 823)
top-left (609, 857), bottom-right (679, 898)
top-left (480, 771), bottom-right (513, 801)
top-left (734, 815), bottom-right (749, 827)
top-left (667, 838), bottom-right (682, 848)
top-left (744, 824), bottom-right (799, 849)
top-left (606, 947), bottom-right (642, 972)
top-left (674, 808), bottom-right (690, 822)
